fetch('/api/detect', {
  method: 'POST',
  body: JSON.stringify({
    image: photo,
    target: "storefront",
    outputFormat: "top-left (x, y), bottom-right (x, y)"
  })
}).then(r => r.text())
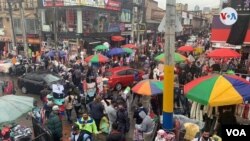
top-left (39, 0), bottom-right (122, 55)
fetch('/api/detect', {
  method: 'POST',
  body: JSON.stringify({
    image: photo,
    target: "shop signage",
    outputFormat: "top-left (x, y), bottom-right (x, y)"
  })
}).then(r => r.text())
top-left (231, 0), bottom-right (250, 14)
top-left (106, 0), bottom-right (121, 11)
top-left (43, 0), bottom-right (64, 7)
top-left (212, 42), bottom-right (241, 49)
top-left (108, 23), bottom-right (120, 32)
top-left (43, 0), bottom-right (121, 11)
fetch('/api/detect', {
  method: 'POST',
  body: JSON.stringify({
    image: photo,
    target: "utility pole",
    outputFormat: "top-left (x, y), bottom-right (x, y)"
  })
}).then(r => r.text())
top-left (163, 0), bottom-right (176, 130)
top-left (131, 6), bottom-right (135, 43)
top-left (19, 0), bottom-right (28, 57)
top-left (53, 0), bottom-right (58, 49)
top-left (7, 0), bottom-right (16, 51)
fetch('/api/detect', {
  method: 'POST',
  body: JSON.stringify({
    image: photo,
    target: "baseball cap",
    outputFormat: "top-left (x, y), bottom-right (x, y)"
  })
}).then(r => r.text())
top-left (52, 105), bottom-right (59, 111)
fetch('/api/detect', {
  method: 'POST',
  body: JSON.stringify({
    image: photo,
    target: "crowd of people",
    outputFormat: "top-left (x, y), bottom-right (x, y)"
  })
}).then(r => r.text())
top-left (25, 34), bottom-right (250, 141)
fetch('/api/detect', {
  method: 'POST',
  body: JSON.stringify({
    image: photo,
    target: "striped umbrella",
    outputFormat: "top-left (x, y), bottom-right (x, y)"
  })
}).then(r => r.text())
top-left (155, 53), bottom-right (187, 63)
top-left (85, 54), bottom-right (109, 63)
top-left (184, 74), bottom-right (250, 106)
top-left (132, 80), bottom-right (163, 96)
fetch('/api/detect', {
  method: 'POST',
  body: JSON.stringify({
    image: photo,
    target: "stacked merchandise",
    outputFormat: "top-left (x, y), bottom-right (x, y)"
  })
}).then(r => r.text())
top-left (235, 104), bottom-right (250, 125)
top-left (11, 125), bottom-right (32, 141)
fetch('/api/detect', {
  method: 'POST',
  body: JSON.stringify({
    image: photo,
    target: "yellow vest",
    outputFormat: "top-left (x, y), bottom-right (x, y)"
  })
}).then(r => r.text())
top-left (75, 117), bottom-right (98, 134)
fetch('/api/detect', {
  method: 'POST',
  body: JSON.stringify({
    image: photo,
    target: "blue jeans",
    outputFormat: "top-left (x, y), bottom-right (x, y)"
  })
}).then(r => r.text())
top-left (66, 109), bottom-right (72, 121)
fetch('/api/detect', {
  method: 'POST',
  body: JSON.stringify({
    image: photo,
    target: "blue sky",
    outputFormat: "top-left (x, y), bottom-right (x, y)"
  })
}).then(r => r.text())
top-left (155, 0), bottom-right (221, 10)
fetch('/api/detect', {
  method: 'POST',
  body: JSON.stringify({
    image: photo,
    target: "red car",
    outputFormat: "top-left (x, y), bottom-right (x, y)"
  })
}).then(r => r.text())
top-left (105, 66), bottom-right (144, 91)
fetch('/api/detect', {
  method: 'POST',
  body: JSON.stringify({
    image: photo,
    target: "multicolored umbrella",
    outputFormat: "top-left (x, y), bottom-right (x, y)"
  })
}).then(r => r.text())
top-left (155, 53), bottom-right (187, 63)
top-left (121, 44), bottom-right (137, 49)
top-left (94, 45), bottom-right (109, 51)
top-left (85, 54), bottom-right (109, 63)
top-left (111, 36), bottom-right (125, 42)
top-left (207, 48), bottom-right (241, 58)
top-left (132, 80), bottom-right (163, 96)
top-left (178, 45), bottom-right (194, 52)
top-left (184, 74), bottom-right (250, 106)
top-left (122, 48), bottom-right (133, 54)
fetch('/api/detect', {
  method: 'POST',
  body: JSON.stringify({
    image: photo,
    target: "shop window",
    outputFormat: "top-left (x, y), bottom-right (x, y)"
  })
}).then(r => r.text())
top-left (57, 9), bottom-right (77, 33)
top-left (82, 9), bottom-right (120, 34)
top-left (0, 18), bottom-right (3, 28)
top-left (25, 0), bottom-right (34, 9)
top-left (26, 19), bottom-right (38, 34)
top-left (13, 19), bottom-right (22, 34)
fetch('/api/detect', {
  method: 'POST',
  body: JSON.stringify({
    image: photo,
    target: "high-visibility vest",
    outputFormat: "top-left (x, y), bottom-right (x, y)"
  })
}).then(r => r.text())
top-left (75, 117), bottom-right (98, 134)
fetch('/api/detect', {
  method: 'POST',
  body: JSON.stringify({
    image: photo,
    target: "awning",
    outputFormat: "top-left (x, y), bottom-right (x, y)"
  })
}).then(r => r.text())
top-left (211, 42), bottom-right (241, 49)
top-left (211, 15), bottom-right (250, 44)
top-left (27, 38), bottom-right (40, 44)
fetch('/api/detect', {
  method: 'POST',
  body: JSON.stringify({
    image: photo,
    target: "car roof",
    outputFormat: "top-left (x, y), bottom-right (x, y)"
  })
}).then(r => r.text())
top-left (107, 66), bottom-right (132, 72)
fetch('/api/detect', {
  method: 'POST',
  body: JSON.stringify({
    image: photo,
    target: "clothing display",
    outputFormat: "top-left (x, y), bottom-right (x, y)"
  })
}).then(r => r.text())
top-left (184, 123), bottom-right (200, 141)
top-left (235, 104), bottom-right (250, 120)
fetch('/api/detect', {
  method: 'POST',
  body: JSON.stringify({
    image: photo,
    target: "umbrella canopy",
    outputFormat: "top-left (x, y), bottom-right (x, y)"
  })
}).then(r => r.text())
top-left (155, 53), bottom-right (187, 63)
top-left (106, 48), bottom-right (125, 56)
top-left (184, 74), bottom-right (250, 106)
top-left (132, 80), bottom-right (163, 96)
top-left (207, 48), bottom-right (241, 58)
top-left (111, 36), bottom-right (125, 42)
top-left (59, 50), bottom-right (66, 57)
top-left (122, 48), bottom-right (133, 54)
top-left (178, 45), bottom-right (194, 52)
top-left (94, 45), bottom-right (109, 51)
top-left (45, 50), bottom-right (56, 57)
top-left (0, 95), bottom-right (34, 123)
top-left (121, 44), bottom-right (137, 49)
top-left (85, 54), bottom-right (109, 63)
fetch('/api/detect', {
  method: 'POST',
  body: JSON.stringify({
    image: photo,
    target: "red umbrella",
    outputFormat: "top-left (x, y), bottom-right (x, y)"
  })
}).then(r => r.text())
top-left (207, 48), bottom-right (241, 58)
top-left (111, 36), bottom-right (125, 42)
top-left (177, 45), bottom-right (194, 52)
top-left (121, 44), bottom-right (137, 49)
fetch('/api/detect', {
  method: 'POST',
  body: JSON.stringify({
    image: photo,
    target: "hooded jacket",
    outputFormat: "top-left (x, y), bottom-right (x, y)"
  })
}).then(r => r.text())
top-left (136, 111), bottom-right (154, 133)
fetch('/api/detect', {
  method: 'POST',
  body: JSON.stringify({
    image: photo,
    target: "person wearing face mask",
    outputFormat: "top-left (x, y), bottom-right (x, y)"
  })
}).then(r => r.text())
top-left (192, 129), bottom-right (214, 141)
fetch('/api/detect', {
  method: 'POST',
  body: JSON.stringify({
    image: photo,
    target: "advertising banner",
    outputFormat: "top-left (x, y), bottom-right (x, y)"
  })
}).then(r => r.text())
top-left (121, 9), bottom-right (131, 22)
top-left (43, 0), bottom-right (121, 11)
top-left (43, 0), bottom-right (64, 7)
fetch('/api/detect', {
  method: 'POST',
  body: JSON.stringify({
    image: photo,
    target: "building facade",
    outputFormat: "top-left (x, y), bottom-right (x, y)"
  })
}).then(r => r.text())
top-left (0, 0), bottom-right (39, 55)
top-left (38, 0), bottom-right (124, 54)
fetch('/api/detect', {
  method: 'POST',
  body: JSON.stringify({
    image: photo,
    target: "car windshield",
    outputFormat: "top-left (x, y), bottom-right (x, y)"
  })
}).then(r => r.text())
top-left (43, 74), bottom-right (60, 84)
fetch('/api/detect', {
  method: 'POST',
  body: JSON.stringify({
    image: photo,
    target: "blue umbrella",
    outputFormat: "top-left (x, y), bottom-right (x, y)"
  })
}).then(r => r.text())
top-left (59, 50), bottom-right (66, 57)
top-left (106, 47), bottom-right (125, 56)
top-left (45, 50), bottom-right (56, 57)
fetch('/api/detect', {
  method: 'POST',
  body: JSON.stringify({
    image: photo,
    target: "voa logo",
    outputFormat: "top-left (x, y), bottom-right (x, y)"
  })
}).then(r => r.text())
top-left (220, 7), bottom-right (238, 26)
top-left (226, 129), bottom-right (246, 136)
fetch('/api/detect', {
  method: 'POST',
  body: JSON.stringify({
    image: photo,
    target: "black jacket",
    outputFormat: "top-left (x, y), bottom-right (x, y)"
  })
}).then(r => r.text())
top-left (106, 131), bottom-right (125, 141)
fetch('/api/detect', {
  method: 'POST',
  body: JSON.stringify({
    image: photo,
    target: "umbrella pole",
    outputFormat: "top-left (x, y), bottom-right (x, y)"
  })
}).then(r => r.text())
top-left (162, 0), bottom-right (176, 130)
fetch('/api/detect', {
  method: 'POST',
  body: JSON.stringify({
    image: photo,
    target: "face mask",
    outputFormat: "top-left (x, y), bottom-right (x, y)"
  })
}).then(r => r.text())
top-left (203, 136), bottom-right (210, 141)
